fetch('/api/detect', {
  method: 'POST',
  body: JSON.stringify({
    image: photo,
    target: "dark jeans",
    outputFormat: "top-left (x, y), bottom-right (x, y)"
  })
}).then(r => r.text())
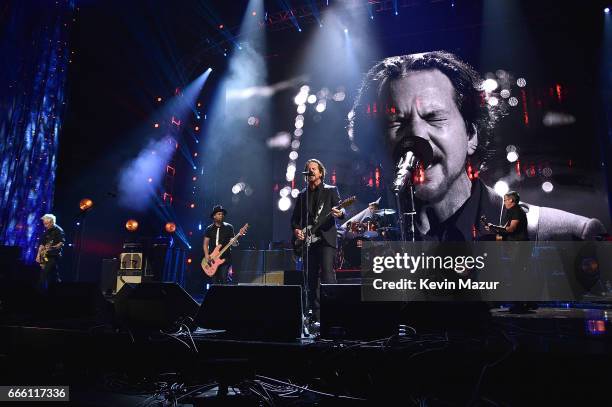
top-left (39, 256), bottom-right (61, 290)
top-left (305, 242), bottom-right (337, 321)
top-left (214, 262), bottom-right (232, 285)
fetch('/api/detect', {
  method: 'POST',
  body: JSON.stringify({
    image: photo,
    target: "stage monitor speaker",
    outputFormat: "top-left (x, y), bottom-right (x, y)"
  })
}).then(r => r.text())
top-left (195, 285), bottom-right (303, 340)
top-left (321, 285), bottom-right (492, 339)
top-left (114, 282), bottom-right (199, 331)
top-left (47, 282), bottom-right (110, 320)
top-left (320, 284), bottom-right (400, 340)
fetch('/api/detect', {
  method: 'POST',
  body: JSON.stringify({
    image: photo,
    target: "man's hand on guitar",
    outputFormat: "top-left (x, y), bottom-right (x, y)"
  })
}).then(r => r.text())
top-left (331, 207), bottom-right (343, 218)
top-left (294, 228), bottom-right (305, 240)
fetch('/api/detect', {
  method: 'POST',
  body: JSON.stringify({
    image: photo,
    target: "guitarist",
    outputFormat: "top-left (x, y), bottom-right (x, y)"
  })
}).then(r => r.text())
top-left (37, 214), bottom-right (65, 289)
top-left (291, 159), bottom-right (345, 327)
top-left (204, 205), bottom-right (237, 284)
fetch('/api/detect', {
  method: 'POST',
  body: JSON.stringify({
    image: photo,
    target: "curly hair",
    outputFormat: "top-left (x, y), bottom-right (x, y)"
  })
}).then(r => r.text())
top-left (349, 51), bottom-right (506, 170)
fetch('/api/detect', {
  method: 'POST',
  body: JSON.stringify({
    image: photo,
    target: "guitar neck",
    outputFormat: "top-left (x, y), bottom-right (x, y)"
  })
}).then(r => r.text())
top-left (216, 233), bottom-right (240, 257)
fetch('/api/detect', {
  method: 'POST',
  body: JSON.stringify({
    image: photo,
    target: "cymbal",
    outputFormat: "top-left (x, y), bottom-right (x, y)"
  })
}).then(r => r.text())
top-left (375, 209), bottom-right (396, 216)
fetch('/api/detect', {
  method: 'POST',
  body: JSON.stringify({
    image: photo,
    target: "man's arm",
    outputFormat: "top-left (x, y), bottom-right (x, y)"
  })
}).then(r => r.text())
top-left (291, 193), bottom-right (304, 240)
top-left (230, 225), bottom-right (239, 247)
top-left (505, 219), bottom-right (520, 233)
top-left (203, 236), bottom-right (210, 260)
top-left (331, 187), bottom-right (345, 219)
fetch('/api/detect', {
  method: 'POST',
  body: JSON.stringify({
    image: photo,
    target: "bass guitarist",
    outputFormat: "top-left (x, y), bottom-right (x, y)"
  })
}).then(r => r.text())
top-left (291, 159), bottom-right (345, 327)
top-left (204, 205), bottom-right (237, 284)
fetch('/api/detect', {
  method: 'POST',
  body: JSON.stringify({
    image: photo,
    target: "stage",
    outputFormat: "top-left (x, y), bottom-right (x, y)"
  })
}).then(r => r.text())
top-left (1, 285), bottom-right (611, 405)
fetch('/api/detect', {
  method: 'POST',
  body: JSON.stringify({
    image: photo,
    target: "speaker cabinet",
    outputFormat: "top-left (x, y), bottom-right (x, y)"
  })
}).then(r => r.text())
top-left (114, 282), bottom-right (199, 331)
top-left (195, 284), bottom-right (303, 340)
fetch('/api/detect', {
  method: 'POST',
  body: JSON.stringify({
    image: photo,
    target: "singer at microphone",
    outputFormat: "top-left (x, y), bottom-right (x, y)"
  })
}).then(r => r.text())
top-left (349, 51), bottom-right (605, 242)
top-left (291, 159), bottom-right (345, 327)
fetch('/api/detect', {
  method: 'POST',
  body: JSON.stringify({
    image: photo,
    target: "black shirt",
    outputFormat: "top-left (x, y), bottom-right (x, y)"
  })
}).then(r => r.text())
top-left (41, 225), bottom-right (66, 257)
top-left (423, 180), bottom-right (484, 241)
top-left (204, 222), bottom-right (235, 261)
top-left (308, 184), bottom-right (323, 222)
top-left (501, 205), bottom-right (529, 241)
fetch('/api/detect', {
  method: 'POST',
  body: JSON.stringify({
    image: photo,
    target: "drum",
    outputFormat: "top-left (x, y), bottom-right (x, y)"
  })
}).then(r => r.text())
top-left (362, 220), bottom-right (378, 239)
top-left (349, 221), bottom-right (365, 235)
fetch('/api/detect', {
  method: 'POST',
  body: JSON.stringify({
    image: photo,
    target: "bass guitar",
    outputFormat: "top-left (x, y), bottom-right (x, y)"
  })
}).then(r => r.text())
top-left (201, 224), bottom-right (249, 277)
top-left (293, 196), bottom-right (356, 257)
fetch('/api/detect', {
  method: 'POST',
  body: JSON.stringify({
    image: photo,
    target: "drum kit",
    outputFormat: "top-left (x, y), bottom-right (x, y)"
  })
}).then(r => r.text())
top-left (336, 208), bottom-right (399, 269)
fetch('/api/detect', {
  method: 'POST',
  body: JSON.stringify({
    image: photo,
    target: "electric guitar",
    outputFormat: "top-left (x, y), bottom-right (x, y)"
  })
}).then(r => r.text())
top-left (480, 215), bottom-right (506, 241)
top-left (293, 196), bottom-right (356, 257)
top-left (201, 224), bottom-right (249, 277)
top-left (35, 243), bottom-right (51, 269)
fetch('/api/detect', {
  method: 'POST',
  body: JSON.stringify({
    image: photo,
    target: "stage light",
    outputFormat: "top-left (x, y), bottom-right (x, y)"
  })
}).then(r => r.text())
top-left (542, 181), bottom-right (554, 193)
top-left (307, 94), bottom-right (317, 104)
top-left (506, 151), bottom-right (519, 162)
top-left (156, 97), bottom-right (162, 102)
top-left (605, 7), bottom-right (610, 13)
top-left (291, 140), bottom-right (300, 149)
top-left (278, 196), bottom-right (291, 211)
top-left (296, 114), bottom-right (304, 122)
top-left (332, 91), bottom-right (346, 102)
top-left (300, 85), bottom-right (310, 93)
top-left (494, 181), bottom-right (509, 197)
top-left (294, 92), bottom-right (308, 105)
top-left (294, 128), bottom-right (303, 137)
top-left (508, 97), bottom-right (519, 107)
top-left (79, 198), bottom-right (93, 211)
top-left (370, 16), bottom-right (374, 20)
top-left (344, 28), bottom-right (348, 34)
top-left (195, 126), bottom-right (199, 131)
top-left (232, 183), bottom-right (242, 194)
top-left (500, 89), bottom-right (510, 98)
top-left (190, 203), bottom-right (195, 208)
top-left (295, 120), bottom-right (304, 129)
top-left (395, 11), bottom-right (398, 16)
top-left (252, 11), bottom-right (257, 16)
top-left (517, 78), bottom-right (527, 87)
top-left (280, 186), bottom-right (291, 197)
top-left (298, 28), bottom-right (302, 32)
top-left (147, 177), bottom-right (153, 183)
top-left (289, 151), bottom-right (298, 160)
top-left (482, 78), bottom-right (498, 93)
top-left (154, 123), bottom-right (159, 128)
top-left (219, 24), bottom-right (224, 29)
top-left (267, 132), bottom-right (291, 149)
top-left (487, 97), bottom-right (499, 106)
top-left (247, 116), bottom-right (259, 126)
top-left (125, 219), bottom-right (139, 232)
top-left (187, 258), bottom-right (192, 264)
top-left (165, 222), bottom-right (176, 233)
top-left (315, 101), bottom-right (326, 113)
top-left (297, 104), bottom-right (306, 114)
top-left (76, 222), bottom-right (80, 226)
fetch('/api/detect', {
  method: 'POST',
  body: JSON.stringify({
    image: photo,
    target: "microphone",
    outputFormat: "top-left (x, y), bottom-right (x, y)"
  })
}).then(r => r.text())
top-left (392, 137), bottom-right (434, 192)
top-left (302, 170), bottom-right (314, 175)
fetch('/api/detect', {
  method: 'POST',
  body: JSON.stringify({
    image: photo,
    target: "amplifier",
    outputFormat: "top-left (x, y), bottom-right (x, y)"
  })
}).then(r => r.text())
top-left (120, 252), bottom-right (143, 270)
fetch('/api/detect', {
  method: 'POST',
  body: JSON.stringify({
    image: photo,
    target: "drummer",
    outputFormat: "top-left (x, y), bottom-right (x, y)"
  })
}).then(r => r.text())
top-left (338, 197), bottom-right (381, 239)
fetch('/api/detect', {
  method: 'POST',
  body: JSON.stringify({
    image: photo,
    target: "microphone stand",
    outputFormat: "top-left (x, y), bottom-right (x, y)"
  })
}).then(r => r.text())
top-left (300, 173), bottom-right (311, 334)
top-left (393, 151), bottom-right (418, 242)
